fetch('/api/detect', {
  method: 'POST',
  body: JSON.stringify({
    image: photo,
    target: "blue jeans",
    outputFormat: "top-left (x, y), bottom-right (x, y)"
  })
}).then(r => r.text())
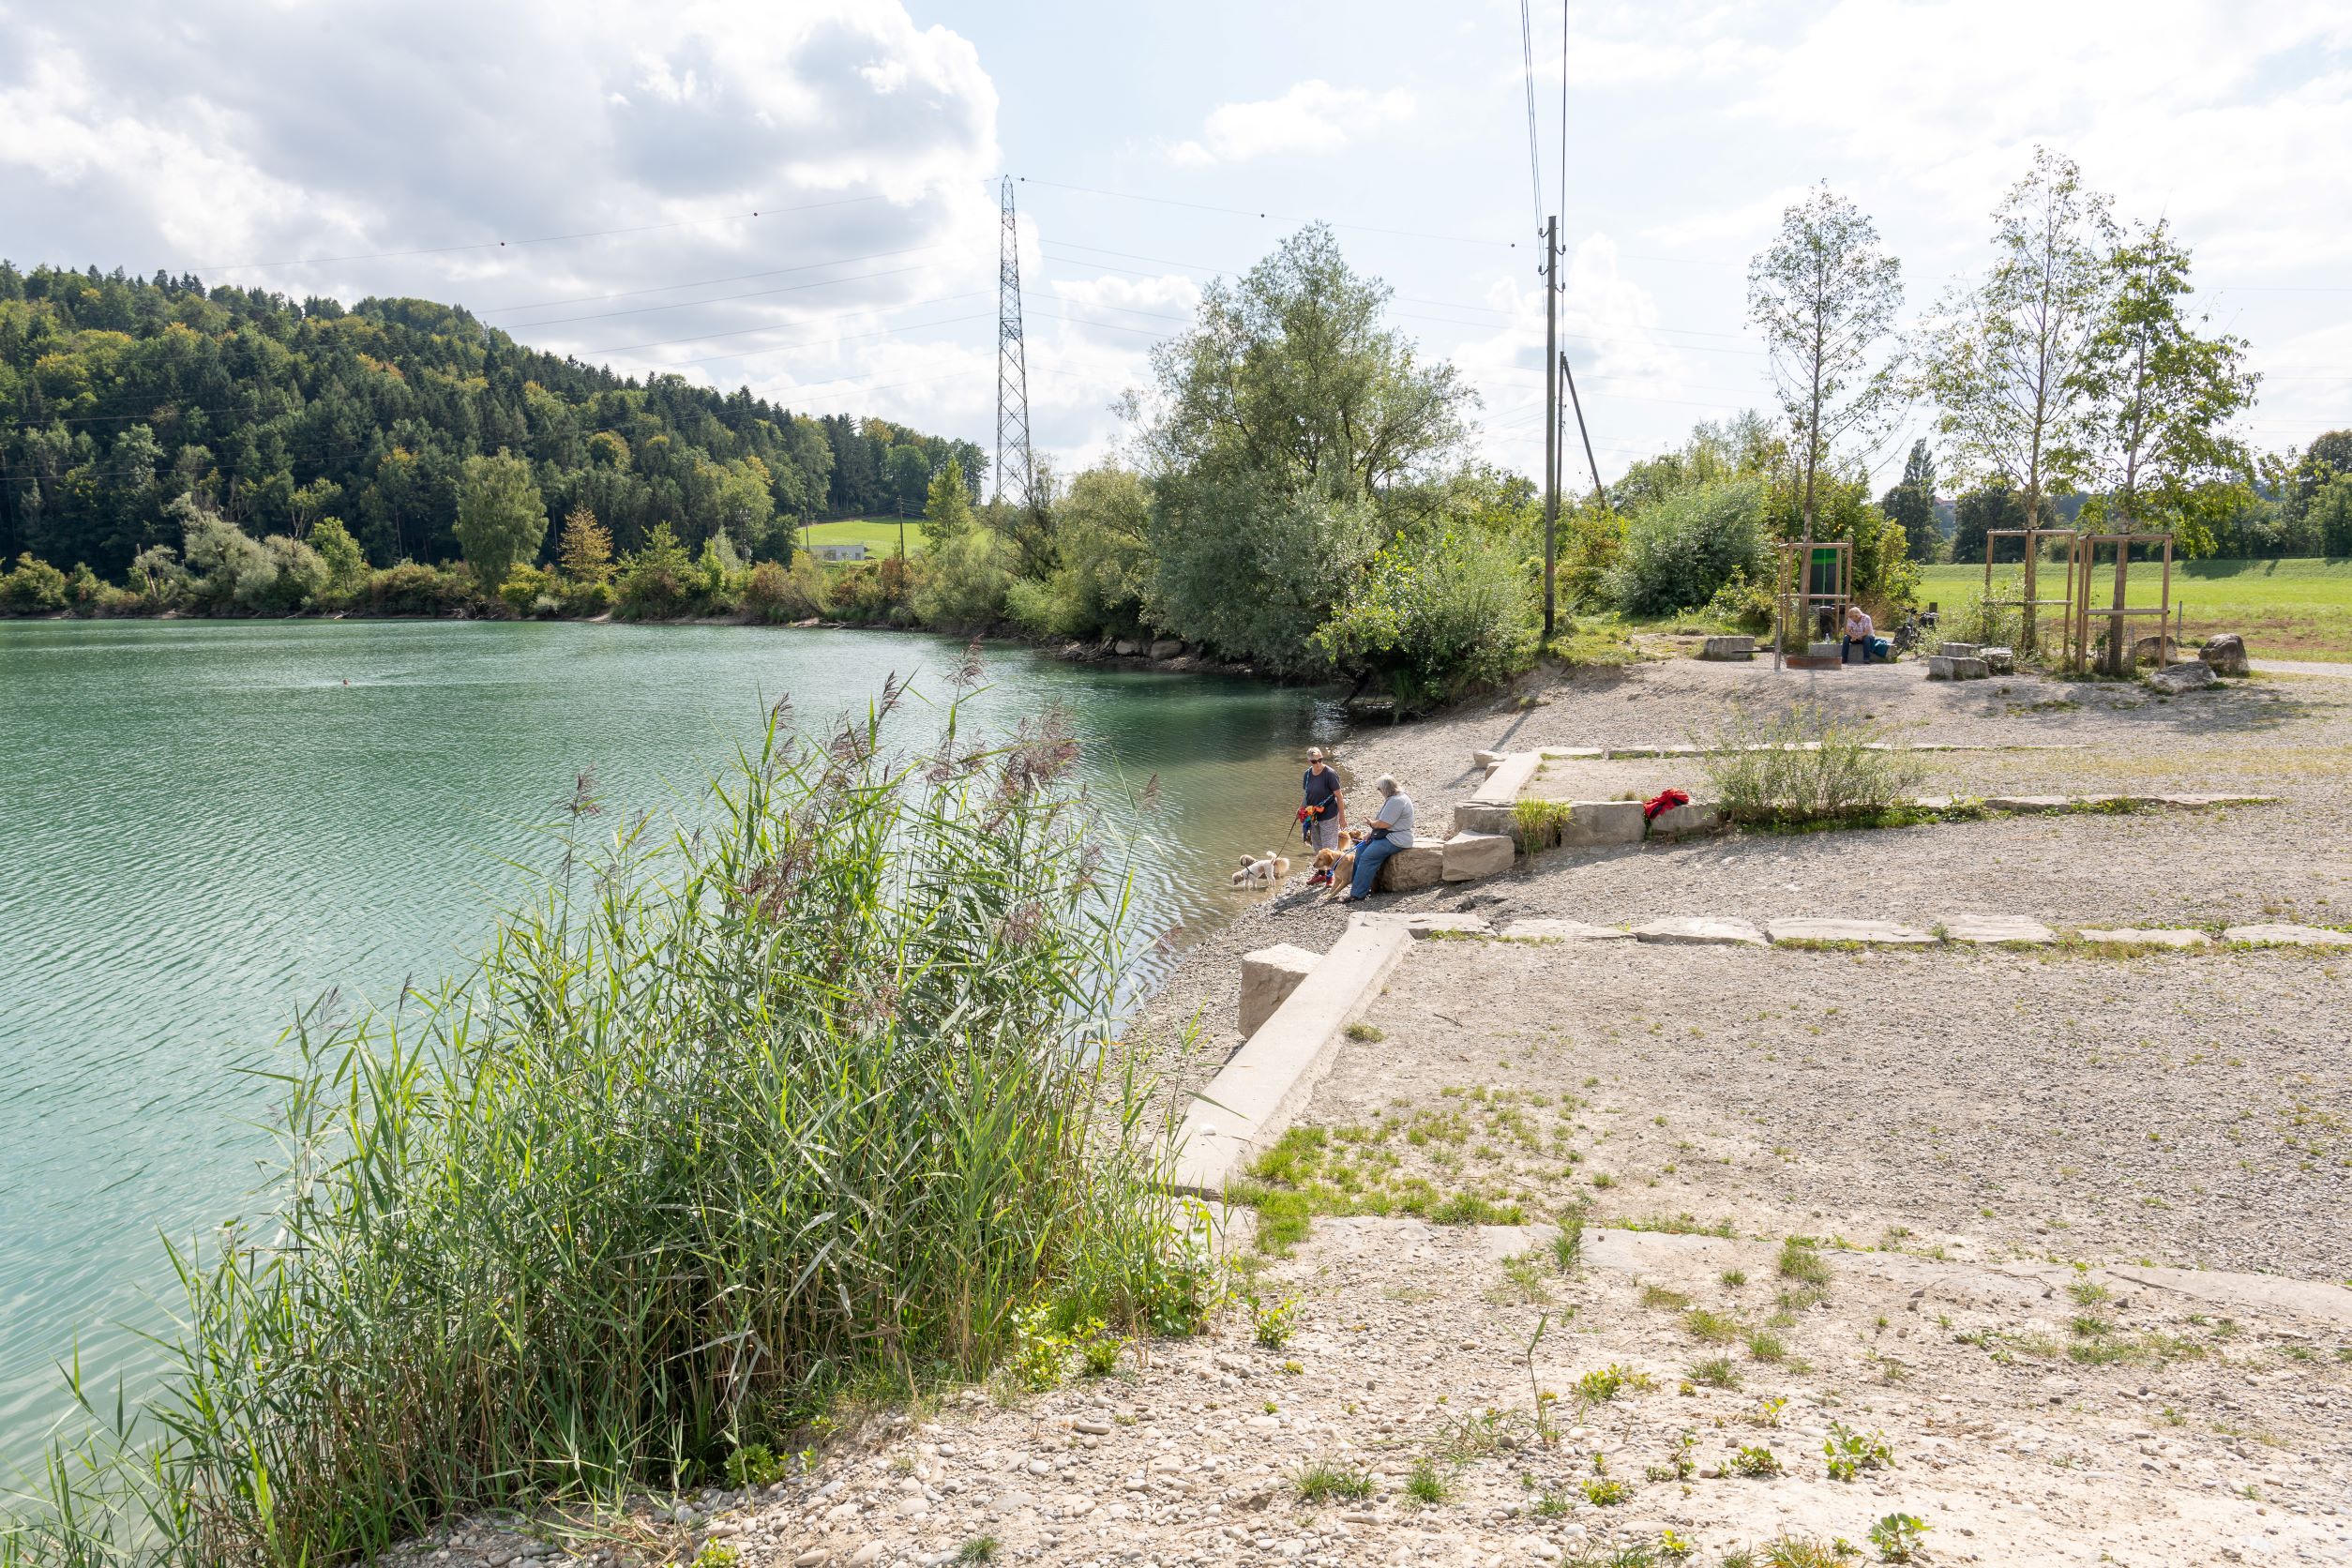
top-left (1349, 837), bottom-right (1402, 898)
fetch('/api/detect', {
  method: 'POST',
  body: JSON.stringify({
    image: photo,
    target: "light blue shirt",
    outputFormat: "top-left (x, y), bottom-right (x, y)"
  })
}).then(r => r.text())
top-left (1374, 792), bottom-right (1415, 849)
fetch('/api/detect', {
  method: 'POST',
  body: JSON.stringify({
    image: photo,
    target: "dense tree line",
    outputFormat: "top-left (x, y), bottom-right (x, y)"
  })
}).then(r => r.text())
top-left (0, 263), bottom-right (984, 580)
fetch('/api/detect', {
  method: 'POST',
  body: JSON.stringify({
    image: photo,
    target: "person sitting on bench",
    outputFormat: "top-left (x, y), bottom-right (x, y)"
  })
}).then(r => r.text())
top-left (1843, 605), bottom-right (1890, 664)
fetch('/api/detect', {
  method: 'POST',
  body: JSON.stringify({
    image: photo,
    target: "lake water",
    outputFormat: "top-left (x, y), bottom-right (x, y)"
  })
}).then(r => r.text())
top-left (0, 620), bottom-right (1335, 1453)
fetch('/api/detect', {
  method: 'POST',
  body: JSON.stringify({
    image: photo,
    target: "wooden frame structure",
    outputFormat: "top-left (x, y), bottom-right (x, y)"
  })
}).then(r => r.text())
top-left (1772, 539), bottom-right (1851, 671)
top-left (1983, 527), bottom-right (2079, 654)
top-left (2067, 532), bottom-right (2176, 675)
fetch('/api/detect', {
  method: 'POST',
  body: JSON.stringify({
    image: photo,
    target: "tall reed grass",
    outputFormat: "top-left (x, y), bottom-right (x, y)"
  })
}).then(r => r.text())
top-left (1702, 703), bottom-right (1925, 824)
top-left (5, 674), bottom-right (1203, 1567)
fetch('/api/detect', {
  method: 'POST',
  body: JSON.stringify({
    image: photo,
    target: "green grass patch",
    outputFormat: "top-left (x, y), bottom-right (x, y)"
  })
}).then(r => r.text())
top-left (1919, 557), bottom-right (2352, 663)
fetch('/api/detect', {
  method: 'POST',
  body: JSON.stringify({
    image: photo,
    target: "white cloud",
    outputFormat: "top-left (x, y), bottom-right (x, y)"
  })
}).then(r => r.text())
top-left (0, 0), bottom-right (1003, 422)
top-left (1167, 80), bottom-right (1414, 167)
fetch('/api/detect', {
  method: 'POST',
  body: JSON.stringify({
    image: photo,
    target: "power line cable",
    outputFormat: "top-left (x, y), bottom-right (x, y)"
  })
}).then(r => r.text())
top-left (1518, 0), bottom-right (1546, 232)
top-left (482, 244), bottom-right (944, 314)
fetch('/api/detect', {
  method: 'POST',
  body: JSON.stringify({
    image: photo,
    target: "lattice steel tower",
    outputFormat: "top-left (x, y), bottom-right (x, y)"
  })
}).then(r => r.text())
top-left (993, 175), bottom-right (1038, 510)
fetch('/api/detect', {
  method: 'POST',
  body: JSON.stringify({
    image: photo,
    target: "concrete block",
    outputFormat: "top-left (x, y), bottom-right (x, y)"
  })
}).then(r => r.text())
top-left (1559, 799), bottom-right (1647, 847)
top-left (1170, 916), bottom-right (1412, 1196)
top-left (1376, 843), bottom-right (1444, 892)
top-left (1441, 830), bottom-right (1515, 882)
top-left (1941, 915), bottom-right (2057, 944)
top-left (1633, 917), bottom-right (1767, 948)
top-left (1927, 655), bottom-right (1990, 680)
top-left (1808, 641), bottom-right (1842, 660)
top-left (1937, 641), bottom-right (1983, 658)
top-left (1698, 636), bottom-right (1756, 660)
top-left (1470, 751), bottom-right (1541, 807)
top-left (1981, 646), bottom-right (2015, 673)
top-left (1500, 919), bottom-right (1633, 942)
top-left (1647, 800), bottom-right (1723, 839)
top-left (1985, 794), bottom-right (2073, 812)
top-left (2221, 923), bottom-right (2352, 948)
top-left (1452, 800), bottom-right (1518, 837)
top-left (1238, 944), bottom-right (1320, 1038)
top-left (1766, 918), bottom-right (1937, 946)
top-left (2075, 927), bottom-right (2209, 949)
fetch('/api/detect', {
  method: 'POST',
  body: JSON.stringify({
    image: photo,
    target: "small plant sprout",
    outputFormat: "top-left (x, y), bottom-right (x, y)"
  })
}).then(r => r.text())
top-left (1823, 1422), bottom-right (1893, 1481)
top-left (689, 1545), bottom-right (740, 1568)
top-left (957, 1536), bottom-right (1002, 1564)
top-left (1777, 1237), bottom-right (1832, 1289)
top-left (1867, 1513), bottom-right (1929, 1562)
top-left (1576, 1364), bottom-right (1655, 1406)
top-left (1729, 1443), bottom-right (1785, 1478)
top-left (1721, 1267), bottom-right (1747, 1287)
top-left (1583, 1476), bottom-right (1632, 1506)
top-left (1691, 1356), bottom-right (1741, 1389)
top-left (1404, 1457), bottom-right (1449, 1505)
top-left (1658, 1527), bottom-right (1697, 1560)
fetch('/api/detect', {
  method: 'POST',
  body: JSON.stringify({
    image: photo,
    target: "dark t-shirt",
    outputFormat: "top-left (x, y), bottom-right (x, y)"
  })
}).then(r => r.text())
top-left (1302, 766), bottom-right (1340, 819)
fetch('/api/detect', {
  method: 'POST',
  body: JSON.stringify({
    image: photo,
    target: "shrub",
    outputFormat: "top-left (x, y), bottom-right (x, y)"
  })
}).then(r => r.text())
top-left (362, 560), bottom-right (481, 616)
top-left (258, 535), bottom-right (328, 611)
top-left (500, 564), bottom-right (552, 615)
top-left (1312, 520), bottom-right (1537, 703)
top-left (912, 527), bottom-right (1015, 629)
top-left (1701, 703), bottom-right (1926, 825)
top-left (1938, 571), bottom-right (2027, 648)
top-left (1604, 476), bottom-right (1771, 616)
top-left (615, 520), bottom-right (695, 618)
top-left (743, 555), bottom-right (829, 622)
top-left (0, 552), bottom-right (70, 613)
top-left (4, 686), bottom-right (1196, 1566)
top-left (1699, 566), bottom-right (1775, 633)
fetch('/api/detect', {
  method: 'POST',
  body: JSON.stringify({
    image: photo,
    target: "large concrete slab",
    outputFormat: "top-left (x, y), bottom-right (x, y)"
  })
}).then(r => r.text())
top-left (1440, 829), bottom-right (1515, 882)
top-left (1646, 800), bottom-right (1722, 839)
top-left (1698, 636), bottom-right (1755, 661)
top-left (1365, 912), bottom-right (1494, 938)
top-left (1451, 800), bottom-right (1518, 837)
top-left (1238, 943), bottom-right (1319, 1039)
top-left (1927, 655), bottom-right (1990, 681)
top-left (1766, 918), bottom-right (1937, 946)
top-left (1470, 751), bottom-right (1541, 807)
top-left (1500, 919), bottom-right (1633, 942)
top-left (1559, 799), bottom-right (1647, 846)
top-left (2223, 923), bottom-right (2352, 948)
top-left (1169, 915), bottom-right (1413, 1197)
top-left (1941, 915), bottom-right (2057, 945)
top-left (2075, 927), bottom-right (2209, 949)
top-left (1537, 746), bottom-right (1606, 761)
top-left (1633, 917), bottom-right (1767, 948)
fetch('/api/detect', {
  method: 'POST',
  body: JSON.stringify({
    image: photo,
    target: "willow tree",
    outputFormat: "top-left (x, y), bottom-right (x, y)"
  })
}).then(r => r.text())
top-left (1922, 147), bottom-right (2118, 650)
top-left (1134, 225), bottom-right (1470, 673)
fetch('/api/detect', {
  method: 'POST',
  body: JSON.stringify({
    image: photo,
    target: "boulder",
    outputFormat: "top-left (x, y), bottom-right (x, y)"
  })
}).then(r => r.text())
top-left (1440, 831), bottom-right (1515, 882)
top-left (2132, 634), bottom-right (2178, 665)
top-left (1632, 917), bottom-right (1767, 948)
top-left (2147, 660), bottom-right (2217, 695)
top-left (1646, 800), bottom-right (1723, 839)
top-left (1698, 636), bottom-right (1756, 661)
top-left (1147, 638), bottom-right (1184, 661)
top-left (1238, 944), bottom-right (1320, 1038)
top-left (1374, 843), bottom-right (1444, 893)
top-left (2199, 633), bottom-right (2250, 676)
top-left (1112, 639), bottom-right (1139, 656)
top-left (1980, 645), bottom-right (2015, 674)
top-left (1937, 641), bottom-right (1983, 659)
top-left (1451, 800), bottom-right (1518, 837)
top-left (1926, 656), bottom-right (1990, 681)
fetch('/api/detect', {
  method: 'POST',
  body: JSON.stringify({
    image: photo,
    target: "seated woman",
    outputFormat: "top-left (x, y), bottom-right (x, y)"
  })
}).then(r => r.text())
top-left (1336, 775), bottom-right (1415, 903)
top-left (1842, 605), bottom-right (1886, 664)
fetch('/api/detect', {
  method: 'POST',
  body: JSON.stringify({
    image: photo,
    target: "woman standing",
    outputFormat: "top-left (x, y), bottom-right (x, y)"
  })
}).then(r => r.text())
top-left (1336, 776), bottom-right (1414, 904)
top-left (1301, 746), bottom-right (1347, 885)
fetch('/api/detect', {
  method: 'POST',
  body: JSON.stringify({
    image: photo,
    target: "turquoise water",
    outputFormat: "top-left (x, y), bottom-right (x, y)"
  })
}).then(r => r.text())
top-left (0, 620), bottom-right (1334, 1454)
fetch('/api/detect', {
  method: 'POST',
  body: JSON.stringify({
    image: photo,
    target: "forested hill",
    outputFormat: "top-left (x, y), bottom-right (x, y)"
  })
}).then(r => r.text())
top-left (0, 263), bottom-right (986, 579)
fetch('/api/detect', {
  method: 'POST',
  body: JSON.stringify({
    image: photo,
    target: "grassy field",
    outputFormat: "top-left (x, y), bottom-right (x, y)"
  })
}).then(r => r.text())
top-left (1918, 556), bottom-right (2352, 661)
top-left (796, 516), bottom-right (926, 558)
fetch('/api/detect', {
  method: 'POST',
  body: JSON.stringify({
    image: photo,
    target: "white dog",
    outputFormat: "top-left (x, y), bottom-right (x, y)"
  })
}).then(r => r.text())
top-left (1231, 851), bottom-right (1291, 888)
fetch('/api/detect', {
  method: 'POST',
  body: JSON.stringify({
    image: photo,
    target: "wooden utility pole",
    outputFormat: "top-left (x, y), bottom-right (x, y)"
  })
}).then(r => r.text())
top-left (1541, 215), bottom-right (1560, 645)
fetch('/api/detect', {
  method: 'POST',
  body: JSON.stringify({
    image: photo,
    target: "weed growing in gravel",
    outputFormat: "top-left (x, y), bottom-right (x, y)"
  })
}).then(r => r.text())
top-left (1758, 1540), bottom-right (1845, 1568)
top-left (1867, 1514), bottom-right (1929, 1562)
top-left (689, 1545), bottom-right (739, 1568)
top-left (725, 1442), bottom-right (787, 1488)
top-left (1616, 1213), bottom-right (1738, 1237)
top-left (1534, 1488), bottom-right (1575, 1517)
top-left (1720, 1267), bottom-right (1747, 1287)
top-left (1690, 1356), bottom-right (1741, 1389)
top-left (1582, 1477), bottom-right (1632, 1506)
top-left (1684, 1307), bottom-right (1742, 1343)
top-left (1704, 704), bottom-right (1926, 825)
top-left (1404, 1458), bottom-right (1450, 1504)
top-left (1250, 1294), bottom-right (1300, 1349)
top-left (1746, 1329), bottom-right (1788, 1364)
top-left (1823, 1423), bottom-right (1894, 1481)
top-left (1500, 1251), bottom-right (1552, 1304)
top-left (1727, 1444), bottom-right (1784, 1478)
top-left (1513, 797), bottom-right (1581, 852)
top-left (1656, 1528), bottom-right (1696, 1560)
top-left (1643, 1284), bottom-right (1694, 1310)
top-left (1576, 1364), bottom-right (1655, 1405)
top-left (1345, 1021), bottom-right (1385, 1043)
top-left (1777, 1237), bottom-right (1832, 1288)
top-left (1643, 1429), bottom-right (1701, 1483)
top-left (957, 1537), bottom-right (1002, 1564)
top-left (1553, 1208), bottom-right (1587, 1271)
top-left (1292, 1459), bottom-right (1374, 1504)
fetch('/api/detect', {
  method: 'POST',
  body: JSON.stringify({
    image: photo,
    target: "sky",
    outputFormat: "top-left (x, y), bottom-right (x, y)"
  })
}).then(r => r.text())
top-left (2, 0), bottom-right (2346, 495)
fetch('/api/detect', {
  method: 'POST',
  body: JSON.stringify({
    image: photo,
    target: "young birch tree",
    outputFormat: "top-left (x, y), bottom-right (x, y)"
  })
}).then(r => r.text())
top-left (1922, 146), bottom-right (2117, 651)
top-left (1746, 186), bottom-right (1905, 652)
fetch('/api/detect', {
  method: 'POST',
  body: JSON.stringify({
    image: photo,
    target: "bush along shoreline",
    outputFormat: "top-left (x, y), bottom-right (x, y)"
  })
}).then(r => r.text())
top-left (1, 680), bottom-right (1214, 1568)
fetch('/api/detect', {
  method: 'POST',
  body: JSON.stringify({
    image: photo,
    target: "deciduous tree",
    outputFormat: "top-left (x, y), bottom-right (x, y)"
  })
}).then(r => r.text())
top-left (453, 449), bottom-right (547, 594)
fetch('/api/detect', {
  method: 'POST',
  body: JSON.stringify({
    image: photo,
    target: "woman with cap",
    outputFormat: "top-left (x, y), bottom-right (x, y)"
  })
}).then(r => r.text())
top-left (1336, 775), bottom-right (1415, 903)
top-left (1301, 746), bottom-right (1347, 883)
